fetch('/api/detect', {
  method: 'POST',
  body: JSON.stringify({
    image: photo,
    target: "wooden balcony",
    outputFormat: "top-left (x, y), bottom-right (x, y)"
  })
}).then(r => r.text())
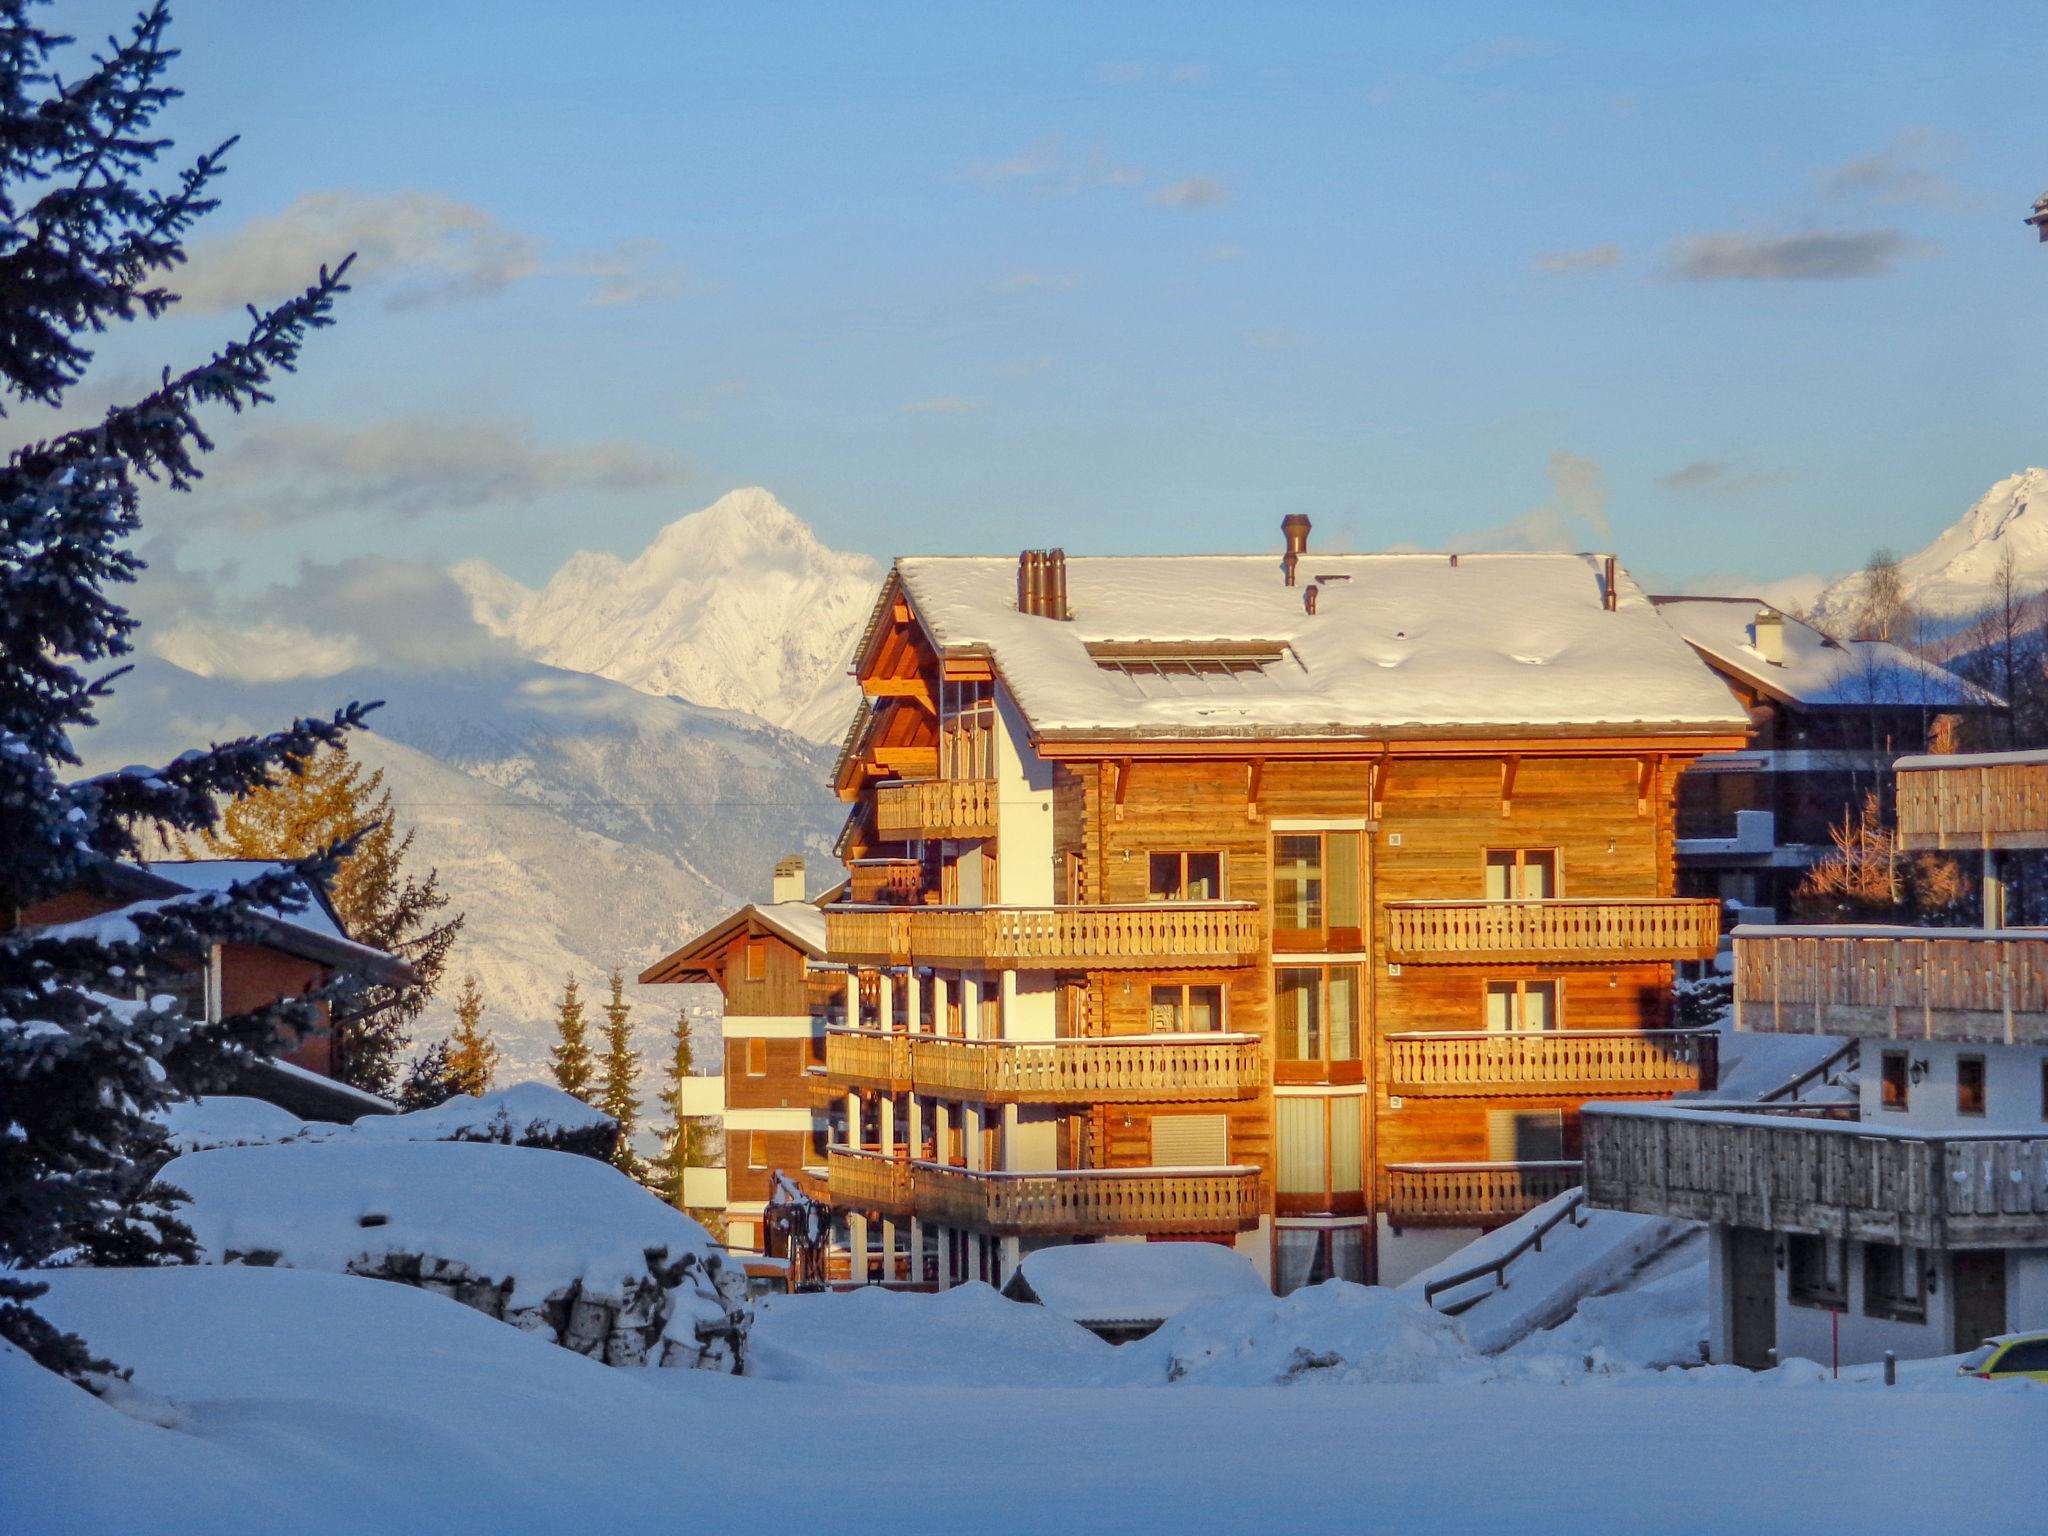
top-left (826, 1029), bottom-right (1266, 1103)
top-left (1383, 899), bottom-right (1721, 964)
top-left (1382, 1162), bottom-right (1584, 1227)
top-left (874, 778), bottom-right (999, 841)
top-left (1384, 1029), bottom-right (1718, 1099)
top-left (847, 859), bottom-right (924, 905)
top-left (910, 1162), bottom-right (1264, 1237)
top-left (1734, 927), bottom-right (2048, 1046)
top-left (1583, 1104), bottom-right (2048, 1248)
top-left (825, 1147), bottom-right (914, 1215)
top-left (826, 902), bottom-right (1264, 970)
top-left (1895, 752), bottom-right (2048, 852)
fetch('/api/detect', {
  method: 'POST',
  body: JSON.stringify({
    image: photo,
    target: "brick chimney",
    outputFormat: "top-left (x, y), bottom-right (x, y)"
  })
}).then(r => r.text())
top-left (772, 855), bottom-right (806, 904)
top-left (1017, 549), bottom-right (1070, 619)
top-left (1281, 514), bottom-right (1311, 587)
top-left (1752, 608), bottom-right (1785, 666)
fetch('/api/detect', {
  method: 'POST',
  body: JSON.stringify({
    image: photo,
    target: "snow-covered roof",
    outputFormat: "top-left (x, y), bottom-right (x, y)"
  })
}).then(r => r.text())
top-left (136, 859), bottom-right (350, 942)
top-left (891, 553), bottom-right (1749, 740)
top-left (1006, 1241), bottom-right (1267, 1327)
top-left (1651, 596), bottom-right (1995, 710)
top-left (1893, 747), bottom-right (2048, 770)
top-left (641, 897), bottom-right (830, 985)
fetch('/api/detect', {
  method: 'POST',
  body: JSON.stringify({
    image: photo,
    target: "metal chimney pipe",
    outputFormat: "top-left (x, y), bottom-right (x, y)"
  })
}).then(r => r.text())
top-left (1047, 548), bottom-right (1068, 621)
top-left (1281, 514), bottom-right (1311, 587)
top-left (1304, 583), bottom-right (1320, 616)
top-left (1602, 554), bottom-right (1618, 612)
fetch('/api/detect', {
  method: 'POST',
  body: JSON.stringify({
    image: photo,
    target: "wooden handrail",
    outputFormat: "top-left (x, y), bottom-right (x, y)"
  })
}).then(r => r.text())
top-left (825, 1029), bottom-right (1267, 1102)
top-left (1423, 1190), bottom-right (1587, 1312)
top-left (1384, 899), bottom-right (1721, 963)
top-left (873, 778), bottom-right (999, 840)
top-left (826, 901), bottom-right (1264, 969)
top-left (1735, 928), bottom-right (2048, 1045)
top-left (1755, 1038), bottom-right (1859, 1103)
top-left (1382, 1162), bottom-right (1584, 1226)
top-left (1384, 1028), bottom-right (1718, 1097)
top-left (909, 1161), bottom-right (1264, 1236)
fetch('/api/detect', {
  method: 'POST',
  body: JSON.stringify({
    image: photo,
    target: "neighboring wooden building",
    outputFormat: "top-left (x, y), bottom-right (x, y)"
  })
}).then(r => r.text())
top-left (1585, 749), bottom-right (2048, 1368)
top-left (19, 858), bottom-right (411, 1122)
top-left (641, 858), bottom-right (852, 1268)
top-left (807, 529), bottom-right (1747, 1289)
top-left (1653, 597), bottom-right (1996, 926)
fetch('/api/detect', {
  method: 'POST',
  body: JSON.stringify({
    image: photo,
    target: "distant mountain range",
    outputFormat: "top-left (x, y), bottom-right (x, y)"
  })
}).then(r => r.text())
top-left (1806, 469), bottom-right (2048, 635)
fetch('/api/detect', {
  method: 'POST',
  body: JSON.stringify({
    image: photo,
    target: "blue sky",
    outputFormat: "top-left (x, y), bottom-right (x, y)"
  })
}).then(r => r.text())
top-left (45, 0), bottom-right (2048, 597)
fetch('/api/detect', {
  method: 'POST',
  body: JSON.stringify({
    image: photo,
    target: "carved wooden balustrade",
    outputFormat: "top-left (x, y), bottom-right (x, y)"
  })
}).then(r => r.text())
top-left (873, 778), bottom-right (999, 841)
top-left (826, 902), bottom-right (1264, 969)
top-left (1384, 899), bottom-right (1722, 964)
top-left (1385, 1028), bottom-right (1718, 1098)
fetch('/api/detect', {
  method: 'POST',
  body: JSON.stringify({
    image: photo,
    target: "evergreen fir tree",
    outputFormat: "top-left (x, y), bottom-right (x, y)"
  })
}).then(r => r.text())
top-left (651, 1009), bottom-right (712, 1208)
top-left (0, 0), bottom-right (358, 1385)
top-left (549, 975), bottom-right (594, 1103)
top-left (397, 1039), bottom-right (458, 1110)
top-left (176, 740), bottom-right (463, 1093)
top-left (598, 967), bottom-right (643, 1178)
top-left (444, 972), bottom-right (497, 1097)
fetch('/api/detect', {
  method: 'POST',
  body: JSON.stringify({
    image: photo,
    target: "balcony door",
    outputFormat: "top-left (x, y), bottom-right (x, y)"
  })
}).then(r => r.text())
top-left (1273, 830), bottom-right (1363, 951)
top-left (1485, 849), bottom-right (1557, 900)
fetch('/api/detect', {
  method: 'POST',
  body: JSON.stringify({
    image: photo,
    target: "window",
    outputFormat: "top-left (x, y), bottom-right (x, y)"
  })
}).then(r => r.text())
top-left (1486, 1109), bottom-right (1564, 1163)
top-left (2042, 1059), bottom-right (2048, 1120)
top-left (744, 939), bottom-right (767, 980)
top-left (1484, 849), bottom-right (1558, 900)
top-left (1993, 1340), bottom-right (2048, 1375)
top-left (1276, 1226), bottom-right (1367, 1294)
top-left (1880, 1050), bottom-right (1909, 1112)
top-left (1276, 1096), bottom-right (1365, 1212)
top-left (1149, 851), bottom-right (1223, 902)
top-left (1148, 984), bottom-right (1224, 1032)
top-left (746, 1037), bottom-right (769, 1076)
top-left (1273, 831), bottom-right (1362, 951)
top-left (1787, 1234), bottom-right (1848, 1309)
top-left (1275, 965), bottom-right (1362, 1074)
top-left (1485, 980), bottom-right (1559, 1032)
top-left (1863, 1243), bottom-right (1926, 1323)
top-left (1958, 1055), bottom-right (1987, 1117)
top-left (747, 1133), bottom-right (768, 1170)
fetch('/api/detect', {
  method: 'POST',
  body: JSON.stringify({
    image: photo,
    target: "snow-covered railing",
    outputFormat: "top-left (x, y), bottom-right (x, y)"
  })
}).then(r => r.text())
top-left (1383, 898), bottom-right (1721, 964)
top-left (1381, 1161), bottom-right (1584, 1227)
top-left (873, 778), bottom-right (999, 840)
top-left (824, 1027), bottom-right (1266, 1102)
top-left (1734, 926), bottom-right (2048, 1045)
top-left (1421, 1190), bottom-right (1588, 1313)
top-left (1384, 1028), bottom-right (1717, 1098)
top-left (825, 1146), bottom-right (914, 1212)
top-left (1582, 1101), bottom-right (2048, 1247)
top-left (1895, 751), bottom-right (2048, 852)
top-left (825, 901), bottom-right (1264, 969)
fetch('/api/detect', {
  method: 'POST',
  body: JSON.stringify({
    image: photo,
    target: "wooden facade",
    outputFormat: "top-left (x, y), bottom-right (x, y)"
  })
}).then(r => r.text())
top-left (805, 548), bottom-right (1746, 1290)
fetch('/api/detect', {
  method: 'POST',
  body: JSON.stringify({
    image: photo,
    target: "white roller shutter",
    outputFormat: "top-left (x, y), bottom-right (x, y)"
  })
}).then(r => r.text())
top-left (1151, 1113), bottom-right (1229, 1167)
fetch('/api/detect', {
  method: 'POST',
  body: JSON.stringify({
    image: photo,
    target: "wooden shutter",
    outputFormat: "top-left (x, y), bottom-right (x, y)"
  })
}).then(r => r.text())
top-left (1151, 1113), bottom-right (1229, 1167)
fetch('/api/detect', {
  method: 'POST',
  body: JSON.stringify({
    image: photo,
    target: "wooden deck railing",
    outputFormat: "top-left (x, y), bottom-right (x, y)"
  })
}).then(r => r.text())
top-left (826, 902), bottom-right (1264, 969)
top-left (1734, 927), bottom-right (2048, 1045)
top-left (824, 1029), bottom-right (1266, 1103)
top-left (1582, 1104), bottom-right (2048, 1247)
top-left (1381, 1162), bottom-right (1584, 1227)
top-left (1384, 1029), bottom-right (1718, 1098)
top-left (1895, 753), bottom-right (2048, 852)
top-left (873, 778), bottom-right (999, 841)
top-left (1383, 899), bottom-right (1721, 963)
top-left (825, 1147), bottom-right (914, 1214)
top-left (911, 1162), bottom-right (1264, 1236)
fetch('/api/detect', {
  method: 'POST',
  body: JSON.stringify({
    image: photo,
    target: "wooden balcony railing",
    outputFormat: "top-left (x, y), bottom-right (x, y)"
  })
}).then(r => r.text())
top-left (911, 1162), bottom-right (1264, 1236)
top-left (825, 1029), bottom-right (1266, 1103)
top-left (1583, 1104), bottom-right (2048, 1248)
top-left (874, 778), bottom-right (999, 841)
top-left (847, 859), bottom-right (924, 905)
top-left (1734, 927), bottom-right (2048, 1046)
top-left (1382, 1162), bottom-right (1583, 1227)
top-left (825, 1147), bottom-right (914, 1214)
top-left (1384, 1029), bottom-right (1718, 1098)
top-left (1895, 752), bottom-right (2048, 852)
top-left (1383, 899), bottom-right (1721, 964)
top-left (826, 902), bottom-right (1264, 970)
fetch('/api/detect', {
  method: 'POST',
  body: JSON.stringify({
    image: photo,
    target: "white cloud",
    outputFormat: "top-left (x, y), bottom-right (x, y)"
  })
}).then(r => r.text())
top-left (1818, 130), bottom-right (1967, 211)
top-left (1662, 228), bottom-right (1922, 282)
top-left (1656, 460), bottom-right (1791, 497)
top-left (1535, 244), bottom-right (1621, 274)
top-left (1151, 177), bottom-right (1230, 209)
top-left (901, 397), bottom-right (978, 416)
top-left (1210, 244), bottom-right (1247, 263)
top-left (564, 238), bottom-right (690, 307)
top-left (202, 418), bottom-right (685, 527)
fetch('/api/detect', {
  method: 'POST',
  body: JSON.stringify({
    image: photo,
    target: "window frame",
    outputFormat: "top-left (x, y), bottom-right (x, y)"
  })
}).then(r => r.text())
top-left (1146, 981), bottom-right (1226, 1033)
top-left (745, 1037), bottom-right (769, 1077)
top-left (1274, 1096), bottom-right (1367, 1215)
top-left (1786, 1234), bottom-right (1848, 1310)
top-left (1880, 1049), bottom-right (1909, 1112)
top-left (1957, 1054), bottom-right (1988, 1118)
top-left (1273, 963), bottom-right (1365, 1083)
top-left (744, 938), bottom-right (767, 981)
top-left (1482, 847), bottom-right (1562, 901)
top-left (1484, 978), bottom-right (1562, 1032)
top-left (1271, 830), bottom-right (1364, 953)
top-left (747, 1132), bottom-right (768, 1171)
top-left (1862, 1242), bottom-right (1926, 1324)
top-left (1147, 850), bottom-right (1226, 903)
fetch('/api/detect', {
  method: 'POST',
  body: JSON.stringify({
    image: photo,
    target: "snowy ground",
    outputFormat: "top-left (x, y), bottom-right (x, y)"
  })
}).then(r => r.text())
top-left (7, 1265), bottom-right (2042, 1536)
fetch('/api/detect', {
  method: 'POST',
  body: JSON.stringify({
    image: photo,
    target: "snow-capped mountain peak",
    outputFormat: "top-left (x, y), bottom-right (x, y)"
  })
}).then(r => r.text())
top-left (452, 488), bottom-right (880, 742)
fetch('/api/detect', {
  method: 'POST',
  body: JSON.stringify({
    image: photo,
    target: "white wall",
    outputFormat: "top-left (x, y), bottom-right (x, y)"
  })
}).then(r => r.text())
top-left (1856, 1039), bottom-right (2048, 1133)
top-left (1376, 1221), bottom-right (1480, 1289)
top-left (1772, 1240), bottom-right (1953, 1368)
top-left (993, 685), bottom-right (1055, 907)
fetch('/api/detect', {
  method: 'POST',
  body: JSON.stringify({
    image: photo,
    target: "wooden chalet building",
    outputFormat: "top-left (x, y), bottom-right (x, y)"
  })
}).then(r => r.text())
top-left (1585, 749), bottom-right (2048, 1368)
top-left (804, 523), bottom-right (1748, 1290)
top-left (1653, 597), bottom-right (1995, 927)
top-left (641, 858), bottom-right (850, 1264)
top-left (18, 858), bottom-right (410, 1122)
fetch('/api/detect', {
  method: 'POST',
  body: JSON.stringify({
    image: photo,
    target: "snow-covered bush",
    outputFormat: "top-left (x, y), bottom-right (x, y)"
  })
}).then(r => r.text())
top-left (163, 1140), bottom-right (748, 1370)
top-left (156, 1082), bottom-right (619, 1161)
top-left (1120, 1281), bottom-right (1488, 1386)
top-left (1673, 973), bottom-right (1734, 1030)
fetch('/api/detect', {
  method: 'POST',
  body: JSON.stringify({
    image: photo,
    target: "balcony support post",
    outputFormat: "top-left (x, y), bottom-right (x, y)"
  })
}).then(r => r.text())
top-left (908, 1092), bottom-right (925, 1165)
top-left (845, 969), bottom-right (861, 1031)
top-left (879, 1092), bottom-right (897, 1159)
top-left (999, 968), bottom-right (1018, 1040)
top-left (845, 1089), bottom-right (862, 1150)
top-left (1001, 1102), bottom-right (1021, 1171)
top-left (878, 970), bottom-right (895, 1032)
top-left (962, 974), bottom-right (983, 1040)
top-left (965, 1103), bottom-right (986, 1171)
top-left (931, 972), bottom-right (951, 1036)
top-left (905, 968), bottom-right (924, 1034)
top-left (848, 1210), bottom-right (869, 1284)
top-left (1985, 848), bottom-right (2008, 929)
top-left (934, 1099), bottom-right (952, 1166)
